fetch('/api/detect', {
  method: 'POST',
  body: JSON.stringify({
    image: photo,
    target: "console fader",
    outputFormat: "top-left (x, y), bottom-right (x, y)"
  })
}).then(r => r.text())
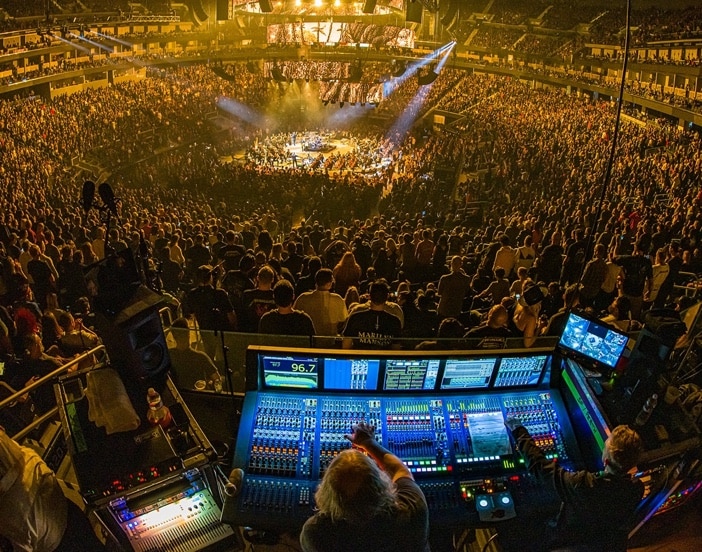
top-left (232, 390), bottom-right (580, 530)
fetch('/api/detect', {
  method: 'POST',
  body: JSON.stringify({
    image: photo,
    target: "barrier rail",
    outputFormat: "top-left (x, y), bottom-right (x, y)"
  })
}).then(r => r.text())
top-left (0, 345), bottom-right (109, 438)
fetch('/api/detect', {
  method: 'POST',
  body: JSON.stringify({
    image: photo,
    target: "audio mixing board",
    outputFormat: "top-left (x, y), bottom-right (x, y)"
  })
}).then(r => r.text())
top-left (230, 388), bottom-right (579, 529)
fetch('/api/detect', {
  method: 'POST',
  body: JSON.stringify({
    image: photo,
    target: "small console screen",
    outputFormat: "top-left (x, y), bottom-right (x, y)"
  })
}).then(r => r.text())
top-left (559, 313), bottom-right (628, 369)
top-left (440, 358), bottom-right (496, 390)
top-left (262, 356), bottom-right (319, 389)
top-left (494, 356), bottom-right (546, 387)
top-left (383, 359), bottom-right (440, 391)
top-left (324, 358), bottom-right (380, 390)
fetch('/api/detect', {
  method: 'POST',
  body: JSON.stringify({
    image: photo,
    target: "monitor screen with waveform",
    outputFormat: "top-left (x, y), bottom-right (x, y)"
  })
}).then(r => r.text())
top-left (262, 356), bottom-right (319, 389)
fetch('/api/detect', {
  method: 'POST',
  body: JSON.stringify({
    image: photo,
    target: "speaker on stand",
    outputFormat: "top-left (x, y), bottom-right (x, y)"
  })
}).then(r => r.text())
top-left (362, 0), bottom-right (377, 14)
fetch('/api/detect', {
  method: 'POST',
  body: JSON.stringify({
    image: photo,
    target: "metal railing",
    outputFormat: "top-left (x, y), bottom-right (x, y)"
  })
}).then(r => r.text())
top-left (0, 345), bottom-right (108, 439)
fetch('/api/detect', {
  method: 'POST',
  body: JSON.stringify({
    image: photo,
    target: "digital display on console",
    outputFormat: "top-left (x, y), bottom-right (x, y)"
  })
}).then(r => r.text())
top-left (383, 359), bottom-right (440, 391)
top-left (440, 358), bottom-right (496, 390)
top-left (324, 358), bottom-right (380, 390)
top-left (494, 355), bottom-right (546, 388)
top-left (559, 313), bottom-right (628, 369)
top-left (261, 356), bottom-right (318, 389)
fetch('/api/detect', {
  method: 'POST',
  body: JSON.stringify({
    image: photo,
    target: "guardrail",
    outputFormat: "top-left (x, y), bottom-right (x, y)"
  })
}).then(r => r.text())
top-left (0, 344), bottom-right (109, 438)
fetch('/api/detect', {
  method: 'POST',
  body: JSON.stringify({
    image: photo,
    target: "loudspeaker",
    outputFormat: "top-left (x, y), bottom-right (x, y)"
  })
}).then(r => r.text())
top-left (406, 1), bottom-right (423, 24)
top-left (362, 0), bottom-right (377, 14)
top-left (190, 0), bottom-right (209, 23)
top-left (94, 286), bottom-right (171, 380)
top-left (259, 0), bottom-right (273, 12)
top-left (216, 0), bottom-right (229, 21)
top-left (212, 65), bottom-right (236, 81)
top-left (441, 2), bottom-right (458, 27)
top-left (417, 70), bottom-right (438, 86)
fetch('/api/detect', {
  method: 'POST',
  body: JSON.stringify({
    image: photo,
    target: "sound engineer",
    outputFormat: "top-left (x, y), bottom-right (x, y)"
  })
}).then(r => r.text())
top-left (504, 419), bottom-right (644, 552)
top-left (300, 421), bottom-right (429, 552)
top-left (0, 427), bottom-right (106, 552)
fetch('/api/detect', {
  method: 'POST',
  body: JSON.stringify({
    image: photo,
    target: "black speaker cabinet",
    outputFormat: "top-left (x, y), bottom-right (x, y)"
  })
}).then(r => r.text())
top-left (362, 0), bottom-right (377, 14)
top-left (406, 1), bottom-right (423, 23)
top-left (94, 286), bottom-right (170, 380)
top-left (216, 0), bottom-right (230, 21)
top-left (259, 0), bottom-right (273, 12)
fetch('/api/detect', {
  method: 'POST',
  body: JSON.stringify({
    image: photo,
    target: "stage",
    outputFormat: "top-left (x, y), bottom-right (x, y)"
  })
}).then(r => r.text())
top-left (233, 131), bottom-right (395, 176)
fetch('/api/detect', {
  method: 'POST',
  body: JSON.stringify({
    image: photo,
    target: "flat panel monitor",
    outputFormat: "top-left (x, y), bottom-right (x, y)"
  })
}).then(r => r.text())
top-left (261, 355), bottom-right (319, 389)
top-left (494, 355), bottom-right (547, 388)
top-left (558, 312), bottom-right (628, 370)
top-left (383, 359), bottom-right (440, 391)
top-left (440, 357), bottom-right (497, 390)
top-left (324, 358), bottom-right (380, 391)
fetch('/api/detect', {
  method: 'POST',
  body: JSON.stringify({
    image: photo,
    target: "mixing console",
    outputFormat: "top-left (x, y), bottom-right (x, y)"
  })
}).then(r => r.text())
top-left (108, 469), bottom-right (235, 552)
top-left (231, 389), bottom-right (580, 529)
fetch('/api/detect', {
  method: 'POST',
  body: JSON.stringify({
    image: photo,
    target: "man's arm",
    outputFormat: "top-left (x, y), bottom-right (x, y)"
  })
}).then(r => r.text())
top-left (345, 421), bottom-right (412, 482)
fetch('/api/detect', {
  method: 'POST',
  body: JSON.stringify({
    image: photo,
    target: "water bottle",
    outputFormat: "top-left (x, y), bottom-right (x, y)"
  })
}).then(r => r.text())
top-left (146, 387), bottom-right (172, 428)
top-left (634, 394), bottom-right (658, 428)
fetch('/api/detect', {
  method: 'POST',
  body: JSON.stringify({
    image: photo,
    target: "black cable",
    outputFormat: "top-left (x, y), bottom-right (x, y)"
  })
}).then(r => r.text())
top-left (576, 0), bottom-right (632, 290)
top-left (481, 532), bottom-right (500, 552)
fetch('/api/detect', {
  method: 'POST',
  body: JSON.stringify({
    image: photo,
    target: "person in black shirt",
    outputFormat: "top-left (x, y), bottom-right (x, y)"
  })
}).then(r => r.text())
top-left (614, 240), bottom-right (653, 321)
top-left (27, 244), bottom-right (56, 310)
top-left (217, 230), bottom-right (246, 272)
top-left (184, 234), bottom-right (212, 279)
top-left (560, 228), bottom-right (587, 286)
top-left (342, 280), bottom-right (401, 349)
top-left (504, 420), bottom-right (644, 552)
top-left (240, 265), bottom-right (276, 332)
top-left (542, 284), bottom-right (580, 337)
top-left (536, 233), bottom-right (564, 285)
top-left (653, 242), bottom-right (682, 309)
top-left (300, 421), bottom-right (429, 552)
top-left (182, 265), bottom-right (236, 359)
top-left (259, 279), bottom-right (315, 337)
top-left (465, 304), bottom-right (513, 338)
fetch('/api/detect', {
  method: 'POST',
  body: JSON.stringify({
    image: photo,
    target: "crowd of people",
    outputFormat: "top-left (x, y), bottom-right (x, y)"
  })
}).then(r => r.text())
top-left (0, 10), bottom-right (699, 426)
top-left (1, 9), bottom-right (701, 552)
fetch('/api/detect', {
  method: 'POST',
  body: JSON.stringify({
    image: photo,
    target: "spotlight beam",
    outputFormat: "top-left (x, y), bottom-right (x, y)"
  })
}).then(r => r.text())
top-left (50, 34), bottom-right (92, 55)
top-left (383, 41), bottom-right (453, 98)
top-left (385, 42), bottom-right (456, 147)
top-left (217, 97), bottom-right (269, 129)
top-left (70, 33), bottom-right (114, 54)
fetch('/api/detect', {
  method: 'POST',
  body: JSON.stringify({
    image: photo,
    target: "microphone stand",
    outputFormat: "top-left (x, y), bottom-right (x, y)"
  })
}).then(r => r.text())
top-left (214, 328), bottom-right (238, 409)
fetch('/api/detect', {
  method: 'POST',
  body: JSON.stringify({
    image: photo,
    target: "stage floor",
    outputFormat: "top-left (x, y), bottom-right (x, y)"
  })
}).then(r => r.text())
top-left (228, 136), bottom-right (393, 175)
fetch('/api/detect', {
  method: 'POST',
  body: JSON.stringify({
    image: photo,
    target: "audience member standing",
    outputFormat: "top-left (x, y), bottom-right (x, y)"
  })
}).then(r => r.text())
top-left (259, 280), bottom-right (315, 337)
top-left (294, 268), bottom-right (348, 336)
top-left (342, 280), bottom-right (402, 349)
top-left (437, 256), bottom-right (471, 319)
top-left (182, 265), bottom-right (237, 359)
top-left (614, 240), bottom-right (653, 321)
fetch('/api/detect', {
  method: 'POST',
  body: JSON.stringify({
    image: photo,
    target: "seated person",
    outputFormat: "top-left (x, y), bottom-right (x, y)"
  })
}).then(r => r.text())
top-left (0, 427), bottom-right (106, 551)
top-left (300, 421), bottom-right (429, 552)
top-left (505, 419), bottom-right (644, 552)
top-left (415, 318), bottom-right (465, 350)
top-left (542, 283), bottom-right (581, 337)
top-left (474, 267), bottom-right (510, 306)
top-left (168, 318), bottom-right (223, 391)
top-left (601, 296), bottom-right (640, 332)
top-left (465, 304), bottom-right (513, 339)
top-left (5, 333), bottom-right (69, 412)
top-left (56, 312), bottom-right (101, 356)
